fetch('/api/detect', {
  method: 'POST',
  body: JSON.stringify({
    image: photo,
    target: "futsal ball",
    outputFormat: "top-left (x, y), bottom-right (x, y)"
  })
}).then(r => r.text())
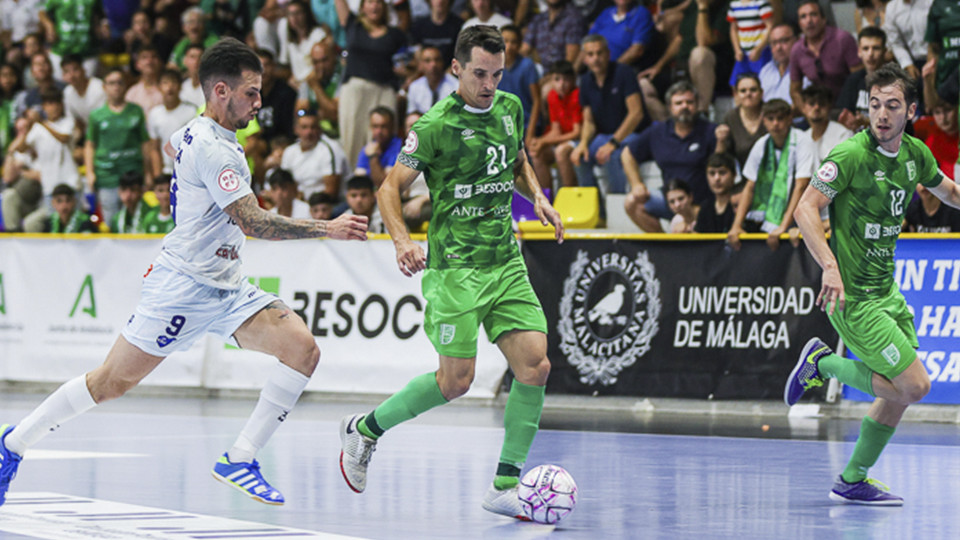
top-left (517, 464), bottom-right (578, 524)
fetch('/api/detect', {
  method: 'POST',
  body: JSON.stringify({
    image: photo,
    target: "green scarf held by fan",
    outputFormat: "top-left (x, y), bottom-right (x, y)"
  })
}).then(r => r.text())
top-left (748, 129), bottom-right (796, 232)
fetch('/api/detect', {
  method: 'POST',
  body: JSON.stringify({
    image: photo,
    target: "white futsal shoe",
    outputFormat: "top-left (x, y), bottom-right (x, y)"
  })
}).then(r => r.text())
top-left (339, 414), bottom-right (377, 493)
top-left (481, 483), bottom-right (530, 520)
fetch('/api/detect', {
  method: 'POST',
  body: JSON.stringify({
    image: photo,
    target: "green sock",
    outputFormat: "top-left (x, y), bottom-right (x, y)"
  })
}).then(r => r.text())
top-left (364, 372), bottom-right (448, 437)
top-left (498, 380), bottom-right (545, 471)
top-left (494, 474), bottom-right (519, 490)
top-left (841, 416), bottom-right (896, 483)
top-left (818, 353), bottom-right (876, 397)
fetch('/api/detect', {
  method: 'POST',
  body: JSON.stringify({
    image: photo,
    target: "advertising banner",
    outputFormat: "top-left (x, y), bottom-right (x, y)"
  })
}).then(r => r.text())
top-left (843, 238), bottom-right (960, 404)
top-left (523, 239), bottom-right (838, 399)
top-left (0, 238), bottom-right (507, 398)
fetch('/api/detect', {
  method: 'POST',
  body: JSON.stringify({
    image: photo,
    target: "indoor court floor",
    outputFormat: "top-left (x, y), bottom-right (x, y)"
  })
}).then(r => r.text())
top-left (0, 391), bottom-right (958, 540)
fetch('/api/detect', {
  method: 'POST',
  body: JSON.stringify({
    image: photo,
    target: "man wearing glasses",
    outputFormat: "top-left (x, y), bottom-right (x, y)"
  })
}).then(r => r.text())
top-left (788, 0), bottom-right (861, 108)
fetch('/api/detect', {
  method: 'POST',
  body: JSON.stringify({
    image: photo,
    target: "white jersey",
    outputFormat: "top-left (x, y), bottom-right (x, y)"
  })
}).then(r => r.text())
top-left (156, 116), bottom-right (253, 290)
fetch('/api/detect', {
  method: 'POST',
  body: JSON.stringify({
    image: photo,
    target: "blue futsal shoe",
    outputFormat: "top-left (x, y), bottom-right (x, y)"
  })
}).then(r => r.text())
top-left (0, 424), bottom-right (23, 507)
top-left (784, 337), bottom-right (831, 406)
top-left (829, 475), bottom-right (903, 506)
top-left (211, 453), bottom-right (285, 505)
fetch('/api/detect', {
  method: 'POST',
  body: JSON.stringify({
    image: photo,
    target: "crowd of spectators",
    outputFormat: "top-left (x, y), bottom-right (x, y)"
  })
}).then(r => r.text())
top-left (1, 0), bottom-right (959, 237)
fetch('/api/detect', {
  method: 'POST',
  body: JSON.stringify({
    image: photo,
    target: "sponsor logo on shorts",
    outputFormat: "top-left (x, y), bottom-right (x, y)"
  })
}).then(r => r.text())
top-left (558, 250), bottom-right (661, 386)
top-left (218, 169), bottom-right (241, 192)
top-left (440, 323), bottom-right (456, 345)
top-left (881, 344), bottom-right (900, 367)
top-left (156, 335), bottom-right (177, 348)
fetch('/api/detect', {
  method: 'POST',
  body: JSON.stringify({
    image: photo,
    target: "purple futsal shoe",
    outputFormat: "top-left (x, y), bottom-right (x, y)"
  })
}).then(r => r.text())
top-left (784, 337), bottom-right (832, 406)
top-left (829, 476), bottom-right (904, 506)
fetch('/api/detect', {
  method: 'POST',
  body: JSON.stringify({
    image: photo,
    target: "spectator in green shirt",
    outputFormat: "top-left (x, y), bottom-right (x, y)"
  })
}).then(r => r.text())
top-left (169, 7), bottom-right (219, 70)
top-left (39, 0), bottom-right (101, 79)
top-left (110, 171), bottom-right (152, 233)
top-left (142, 174), bottom-right (176, 234)
top-left (85, 68), bottom-right (151, 224)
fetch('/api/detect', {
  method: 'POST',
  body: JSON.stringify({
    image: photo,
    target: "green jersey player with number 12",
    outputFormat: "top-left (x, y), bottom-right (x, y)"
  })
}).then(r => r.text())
top-left (338, 25), bottom-right (565, 519)
top-left (786, 64), bottom-right (960, 505)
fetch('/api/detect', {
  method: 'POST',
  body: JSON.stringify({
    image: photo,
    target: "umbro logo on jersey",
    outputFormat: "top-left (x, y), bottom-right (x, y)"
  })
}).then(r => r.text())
top-left (461, 128), bottom-right (475, 140)
top-left (874, 170), bottom-right (886, 182)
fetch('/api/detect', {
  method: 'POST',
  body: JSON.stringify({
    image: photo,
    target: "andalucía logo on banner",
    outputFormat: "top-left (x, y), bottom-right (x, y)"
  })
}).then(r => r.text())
top-left (558, 250), bottom-right (661, 385)
top-left (70, 274), bottom-right (97, 318)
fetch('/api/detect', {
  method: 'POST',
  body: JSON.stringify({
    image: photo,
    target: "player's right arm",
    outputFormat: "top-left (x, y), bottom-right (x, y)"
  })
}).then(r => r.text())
top-left (794, 186), bottom-right (843, 314)
top-left (379, 160), bottom-right (426, 276)
top-left (224, 193), bottom-right (369, 241)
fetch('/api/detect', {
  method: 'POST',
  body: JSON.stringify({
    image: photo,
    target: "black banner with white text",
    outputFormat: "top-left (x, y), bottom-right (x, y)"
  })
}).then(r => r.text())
top-left (522, 240), bottom-right (838, 399)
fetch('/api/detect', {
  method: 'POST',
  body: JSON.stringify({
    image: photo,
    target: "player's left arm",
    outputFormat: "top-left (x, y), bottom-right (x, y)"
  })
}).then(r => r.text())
top-left (928, 175), bottom-right (960, 210)
top-left (514, 150), bottom-right (564, 243)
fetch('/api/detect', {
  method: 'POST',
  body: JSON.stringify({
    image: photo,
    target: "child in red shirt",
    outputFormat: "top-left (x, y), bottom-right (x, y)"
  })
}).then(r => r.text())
top-left (529, 61), bottom-right (582, 190)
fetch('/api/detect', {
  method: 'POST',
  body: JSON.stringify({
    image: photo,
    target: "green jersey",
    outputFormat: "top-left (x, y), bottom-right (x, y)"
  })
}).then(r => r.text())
top-left (45, 0), bottom-right (98, 57)
top-left (811, 130), bottom-right (944, 299)
top-left (398, 90), bottom-right (525, 269)
top-left (142, 208), bottom-right (175, 234)
top-left (87, 103), bottom-right (149, 189)
top-left (925, 0), bottom-right (960, 89)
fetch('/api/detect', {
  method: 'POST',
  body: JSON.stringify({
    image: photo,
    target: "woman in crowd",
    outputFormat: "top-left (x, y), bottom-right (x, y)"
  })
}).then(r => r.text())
top-left (716, 73), bottom-right (766, 169)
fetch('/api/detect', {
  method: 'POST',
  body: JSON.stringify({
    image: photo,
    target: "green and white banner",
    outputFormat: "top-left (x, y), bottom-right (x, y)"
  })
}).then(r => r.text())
top-left (0, 237), bottom-right (507, 398)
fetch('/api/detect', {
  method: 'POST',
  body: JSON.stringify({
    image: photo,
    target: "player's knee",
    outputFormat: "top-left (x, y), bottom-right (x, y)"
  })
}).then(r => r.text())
top-left (904, 377), bottom-right (930, 404)
top-left (515, 356), bottom-right (550, 386)
top-left (438, 371), bottom-right (474, 400)
top-left (283, 332), bottom-right (320, 376)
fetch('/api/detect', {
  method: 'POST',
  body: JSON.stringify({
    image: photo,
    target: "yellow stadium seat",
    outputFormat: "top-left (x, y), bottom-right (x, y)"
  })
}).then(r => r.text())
top-left (517, 187), bottom-right (600, 232)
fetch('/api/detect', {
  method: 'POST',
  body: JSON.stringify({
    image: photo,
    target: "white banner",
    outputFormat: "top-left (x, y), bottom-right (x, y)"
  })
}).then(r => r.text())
top-left (0, 237), bottom-right (508, 398)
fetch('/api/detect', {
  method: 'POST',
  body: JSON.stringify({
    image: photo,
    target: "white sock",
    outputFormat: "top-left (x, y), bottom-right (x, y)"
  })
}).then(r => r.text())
top-left (227, 362), bottom-right (309, 464)
top-left (6, 375), bottom-right (97, 456)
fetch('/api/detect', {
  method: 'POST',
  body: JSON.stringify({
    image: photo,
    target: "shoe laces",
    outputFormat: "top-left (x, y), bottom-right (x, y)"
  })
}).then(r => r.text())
top-left (0, 452), bottom-right (21, 482)
top-left (357, 438), bottom-right (377, 466)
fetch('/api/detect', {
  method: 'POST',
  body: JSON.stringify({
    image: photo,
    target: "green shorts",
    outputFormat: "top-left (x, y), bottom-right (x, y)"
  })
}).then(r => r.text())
top-left (422, 256), bottom-right (548, 358)
top-left (828, 286), bottom-right (918, 380)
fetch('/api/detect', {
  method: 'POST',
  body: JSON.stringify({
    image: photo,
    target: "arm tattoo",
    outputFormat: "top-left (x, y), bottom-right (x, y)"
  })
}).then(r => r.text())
top-left (264, 299), bottom-right (292, 319)
top-left (224, 194), bottom-right (328, 240)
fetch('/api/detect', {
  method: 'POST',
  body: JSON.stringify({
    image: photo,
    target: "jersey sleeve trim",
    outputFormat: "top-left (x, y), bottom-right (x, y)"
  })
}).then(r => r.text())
top-left (398, 152), bottom-right (425, 171)
top-left (811, 177), bottom-right (837, 200)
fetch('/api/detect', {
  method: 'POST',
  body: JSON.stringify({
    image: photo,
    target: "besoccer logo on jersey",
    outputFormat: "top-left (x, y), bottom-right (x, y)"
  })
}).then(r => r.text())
top-left (558, 250), bottom-right (661, 386)
top-left (865, 223), bottom-right (881, 239)
top-left (454, 184), bottom-right (472, 199)
top-left (501, 115), bottom-right (515, 136)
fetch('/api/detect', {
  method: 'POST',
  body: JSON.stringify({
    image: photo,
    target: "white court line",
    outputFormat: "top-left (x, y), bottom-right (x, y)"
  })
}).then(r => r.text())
top-left (0, 493), bottom-right (368, 540)
top-left (23, 449), bottom-right (148, 460)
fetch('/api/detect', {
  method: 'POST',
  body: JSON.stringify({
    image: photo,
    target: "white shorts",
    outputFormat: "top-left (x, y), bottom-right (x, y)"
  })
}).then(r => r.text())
top-left (121, 264), bottom-right (278, 356)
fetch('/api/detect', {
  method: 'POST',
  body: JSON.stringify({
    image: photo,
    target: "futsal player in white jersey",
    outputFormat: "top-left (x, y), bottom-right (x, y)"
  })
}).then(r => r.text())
top-left (0, 38), bottom-right (369, 507)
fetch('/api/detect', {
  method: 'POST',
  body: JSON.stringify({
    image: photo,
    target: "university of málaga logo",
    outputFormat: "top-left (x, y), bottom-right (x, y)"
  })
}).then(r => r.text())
top-left (558, 250), bottom-right (661, 386)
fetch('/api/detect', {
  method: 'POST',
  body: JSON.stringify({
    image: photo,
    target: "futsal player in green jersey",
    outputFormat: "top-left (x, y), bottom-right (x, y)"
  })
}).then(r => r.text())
top-left (338, 25), bottom-right (564, 519)
top-left (786, 63), bottom-right (960, 505)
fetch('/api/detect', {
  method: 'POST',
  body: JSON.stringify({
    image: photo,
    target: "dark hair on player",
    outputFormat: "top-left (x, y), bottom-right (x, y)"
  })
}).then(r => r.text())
top-left (199, 37), bottom-right (263, 99)
top-left (454, 25), bottom-right (505, 67)
top-left (866, 62), bottom-right (918, 106)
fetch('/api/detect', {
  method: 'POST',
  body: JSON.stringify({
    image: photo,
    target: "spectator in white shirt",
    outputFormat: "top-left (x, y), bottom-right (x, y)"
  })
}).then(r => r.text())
top-left (343, 175), bottom-right (384, 232)
top-left (9, 88), bottom-right (78, 232)
top-left (148, 69), bottom-right (197, 178)
top-left (60, 54), bottom-right (105, 133)
top-left (278, 0), bottom-right (327, 86)
top-left (178, 43), bottom-right (205, 111)
top-left (406, 45), bottom-right (457, 115)
top-left (267, 167), bottom-right (312, 219)
top-left (280, 108), bottom-right (348, 199)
